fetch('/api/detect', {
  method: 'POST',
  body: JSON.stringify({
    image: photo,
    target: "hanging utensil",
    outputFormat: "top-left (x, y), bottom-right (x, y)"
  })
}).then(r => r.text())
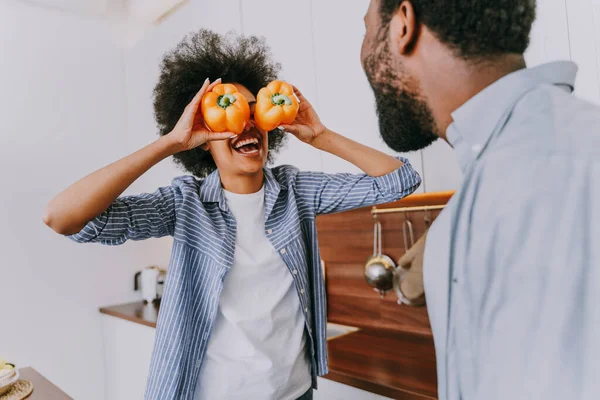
top-left (364, 216), bottom-right (396, 297)
top-left (402, 217), bottom-right (415, 251)
top-left (424, 209), bottom-right (432, 229)
top-left (394, 214), bottom-right (426, 306)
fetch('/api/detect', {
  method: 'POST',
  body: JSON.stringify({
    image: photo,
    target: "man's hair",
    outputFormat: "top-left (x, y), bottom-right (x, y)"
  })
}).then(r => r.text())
top-left (153, 29), bottom-right (287, 177)
top-left (379, 0), bottom-right (536, 59)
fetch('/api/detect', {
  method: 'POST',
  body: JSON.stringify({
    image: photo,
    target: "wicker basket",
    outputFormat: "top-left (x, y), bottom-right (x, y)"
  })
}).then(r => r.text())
top-left (0, 379), bottom-right (34, 400)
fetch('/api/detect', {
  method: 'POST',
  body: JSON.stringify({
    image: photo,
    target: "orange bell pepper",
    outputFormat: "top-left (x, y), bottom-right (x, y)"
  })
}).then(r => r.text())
top-left (255, 81), bottom-right (300, 131)
top-left (201, 84), bottom-right (250, 135)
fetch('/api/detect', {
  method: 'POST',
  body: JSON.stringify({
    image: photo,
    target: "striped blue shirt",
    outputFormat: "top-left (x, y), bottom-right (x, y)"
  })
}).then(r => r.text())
top-left (70, 159), bottom-right (421, 399)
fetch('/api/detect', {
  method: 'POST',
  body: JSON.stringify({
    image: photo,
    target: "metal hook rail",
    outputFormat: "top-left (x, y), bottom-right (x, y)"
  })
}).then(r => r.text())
top-left (371, 190), bottom-right (454, 217)
top-left (371, 204), bottom-right (446, 216)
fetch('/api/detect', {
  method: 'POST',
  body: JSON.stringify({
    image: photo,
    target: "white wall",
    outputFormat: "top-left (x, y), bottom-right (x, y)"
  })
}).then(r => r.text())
top-left (0, 2), bottom-right (163, 399)
top-left (124, 1), bottom-right (241, 193)
top-left (526, 0), bottom-right (600, 106)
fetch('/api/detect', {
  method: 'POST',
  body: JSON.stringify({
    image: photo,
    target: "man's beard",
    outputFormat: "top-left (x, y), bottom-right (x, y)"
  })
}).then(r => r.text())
top-left (364, 40), bottom-right (438, 152)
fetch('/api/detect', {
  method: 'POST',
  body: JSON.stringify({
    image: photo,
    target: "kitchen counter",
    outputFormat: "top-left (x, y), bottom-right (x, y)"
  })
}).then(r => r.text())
top-left (100, 302), bottom-right (437, 399)
top-left (100, 301), bottom-right (160, 328)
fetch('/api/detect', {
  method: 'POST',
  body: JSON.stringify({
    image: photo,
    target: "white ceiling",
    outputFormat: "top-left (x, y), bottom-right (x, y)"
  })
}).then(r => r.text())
top-left (128, 0), bottom-right (188, 23)
top-left (20, 0), bottom-right (189, 47)
top-left (20, 0), bottom-right (113, 15)
top-left (19, 0), bottom-right (188, 21)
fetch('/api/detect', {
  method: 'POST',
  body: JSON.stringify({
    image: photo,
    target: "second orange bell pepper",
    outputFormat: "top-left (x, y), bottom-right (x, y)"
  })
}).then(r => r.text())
top-left (201, 83), bottom-right (250, 134)
top-left (254, 81), bottom-right (300, 131)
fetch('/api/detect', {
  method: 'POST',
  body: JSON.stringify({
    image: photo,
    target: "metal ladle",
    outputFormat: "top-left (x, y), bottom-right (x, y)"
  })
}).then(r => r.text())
top-left (364, 216), bottom-right (396, 297)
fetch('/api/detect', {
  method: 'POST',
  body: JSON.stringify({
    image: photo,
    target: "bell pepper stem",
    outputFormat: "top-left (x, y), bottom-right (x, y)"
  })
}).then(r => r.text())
top-left (271, 93), bottom-right (293, 106)
top-left (217, 94), bottom-right (237, 108)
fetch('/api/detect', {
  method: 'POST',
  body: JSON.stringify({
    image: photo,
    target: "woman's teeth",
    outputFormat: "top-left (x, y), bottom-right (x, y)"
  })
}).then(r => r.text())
top-left (234, 138), bottom-right (259, 149)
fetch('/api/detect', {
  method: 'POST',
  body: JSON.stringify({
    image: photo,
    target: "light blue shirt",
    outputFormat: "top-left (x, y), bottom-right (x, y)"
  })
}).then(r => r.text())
top-left (69, 160), bottom-right (420, 399)
top-left (424, 61), bottom-right (600, 400)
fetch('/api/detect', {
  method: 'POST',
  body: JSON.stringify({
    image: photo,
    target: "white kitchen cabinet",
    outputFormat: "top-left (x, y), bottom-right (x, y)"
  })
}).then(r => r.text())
top-left (314, 378), bottom-right (392, 400)
top-left (102, 315), bottom-right (155, 400)
top-left (101, 314), bottom-right (393, 399)
top-left (101, 315), bottom-right (156, 400)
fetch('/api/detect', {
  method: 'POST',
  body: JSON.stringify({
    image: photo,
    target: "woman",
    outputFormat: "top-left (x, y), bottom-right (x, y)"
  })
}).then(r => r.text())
top-left (43, 30), bottom-right (421, 400)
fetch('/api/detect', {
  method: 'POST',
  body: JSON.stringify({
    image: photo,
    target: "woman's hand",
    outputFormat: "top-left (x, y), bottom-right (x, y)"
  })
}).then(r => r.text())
top-left (167, 78), bottom-right (234, 151)
top-left (278, 86), bottom-right (327, 145)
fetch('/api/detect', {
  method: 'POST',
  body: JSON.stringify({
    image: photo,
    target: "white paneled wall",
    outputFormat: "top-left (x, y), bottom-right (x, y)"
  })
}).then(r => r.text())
top-left (124, 0), bottom-right (600, 193)
top-left (426, 0), bottom-right (600, 192)
top-left (529, 0), bottom-right (600, 103)
top-left (125, 1), bottom-right (242, 194)
top-left (309, 0), bottom-right (424, 186)
top-left (526, 0), bottom-right (571, 65)
top-left (525, 0), bottom-right (600, 105)
top-left (124, 0), bottom-right (425, 193)
top-left (240, 0), bottom-right (323, 171)
top-left (120, 2), bottom-right (244, 273)
top-left (421, 140), bottom-right (462, 192)
top-left (564, 0), bottom-right (600, 104)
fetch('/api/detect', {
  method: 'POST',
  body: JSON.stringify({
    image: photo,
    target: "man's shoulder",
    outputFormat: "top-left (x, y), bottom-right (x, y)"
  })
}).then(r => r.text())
top-left (507, 85), bottom-right (600, 160)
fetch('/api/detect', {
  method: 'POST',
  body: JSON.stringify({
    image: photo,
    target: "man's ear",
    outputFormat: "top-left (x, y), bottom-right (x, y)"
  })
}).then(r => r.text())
top-left (389, 1), bottom-right (418, 55)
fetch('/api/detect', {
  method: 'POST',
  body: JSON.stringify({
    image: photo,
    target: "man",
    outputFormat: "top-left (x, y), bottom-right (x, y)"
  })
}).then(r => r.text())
top-left (361, 1), bottom-right (600, 399)
top-left (43, 30), bottom-right (420, 399)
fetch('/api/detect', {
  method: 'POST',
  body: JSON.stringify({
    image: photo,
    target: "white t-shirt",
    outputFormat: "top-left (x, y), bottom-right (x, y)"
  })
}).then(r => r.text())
top-left (194, 186), bottom-right (311, 400)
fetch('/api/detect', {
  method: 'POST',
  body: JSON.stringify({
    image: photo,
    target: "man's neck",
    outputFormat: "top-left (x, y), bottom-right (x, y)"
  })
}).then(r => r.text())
top-left (220, 170), bottom-right (264, 194)
top-left (416, 43), bottom-right (526, 139)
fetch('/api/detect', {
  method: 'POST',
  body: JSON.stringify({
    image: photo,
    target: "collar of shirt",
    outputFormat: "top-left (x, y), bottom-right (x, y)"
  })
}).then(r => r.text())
top-left (198, 166), bottom-right (287, 219)
top-left (446, 61), bottom-right (577, 173)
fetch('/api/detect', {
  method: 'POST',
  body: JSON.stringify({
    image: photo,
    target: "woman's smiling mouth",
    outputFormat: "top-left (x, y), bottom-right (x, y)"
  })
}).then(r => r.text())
top-left (230, 130), bottom-right (262, 155)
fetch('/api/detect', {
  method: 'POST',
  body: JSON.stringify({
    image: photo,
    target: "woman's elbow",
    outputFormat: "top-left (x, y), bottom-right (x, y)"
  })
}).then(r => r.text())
top-left (42, 205), bottom-right (77, 236)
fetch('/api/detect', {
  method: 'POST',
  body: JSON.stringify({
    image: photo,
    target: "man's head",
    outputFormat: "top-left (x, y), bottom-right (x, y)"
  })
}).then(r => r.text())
top-left (361, 0), bottom-right (536, 152)
top-left (154, 30), bottom-right (287, 178)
